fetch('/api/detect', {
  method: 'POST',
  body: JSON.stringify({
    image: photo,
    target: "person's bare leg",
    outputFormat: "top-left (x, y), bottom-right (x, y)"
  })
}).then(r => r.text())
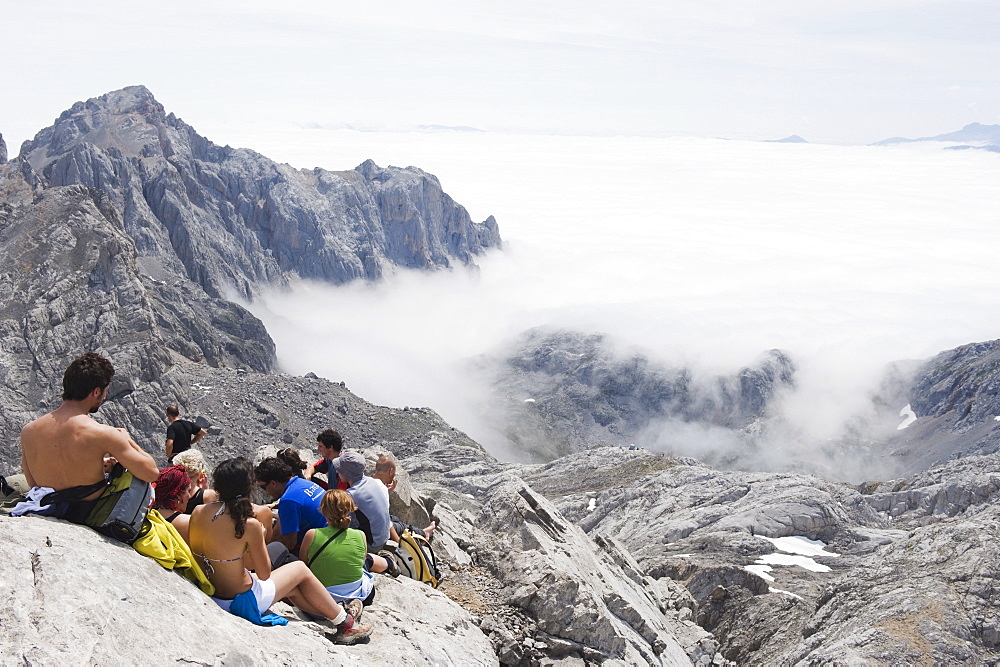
top-left (423, 521), bottom-right (437, 540)
top-left (270, 562), bottom-right (345, 622)
top-left (368, 553), bottom-right (389, 573)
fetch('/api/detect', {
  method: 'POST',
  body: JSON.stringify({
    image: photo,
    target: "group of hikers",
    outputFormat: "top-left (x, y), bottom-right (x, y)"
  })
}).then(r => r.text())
top-left (13, 351), bottom-right (437, 645)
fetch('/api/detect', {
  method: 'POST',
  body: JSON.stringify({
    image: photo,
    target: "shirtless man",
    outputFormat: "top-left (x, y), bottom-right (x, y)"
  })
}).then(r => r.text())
top-left (20, 352), bottom-right (159, 501)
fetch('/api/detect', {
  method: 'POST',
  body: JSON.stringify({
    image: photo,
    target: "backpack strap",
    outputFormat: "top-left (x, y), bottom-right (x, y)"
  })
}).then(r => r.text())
top-left (39, 478), bottom-right (109, 506)
top-left (39, 462), bottom-right (126, 507)
top-left (307, 528), bottom-right (345, 567)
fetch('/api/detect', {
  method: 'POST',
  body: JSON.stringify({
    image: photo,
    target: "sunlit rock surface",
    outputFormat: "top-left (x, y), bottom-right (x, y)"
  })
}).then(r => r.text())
top-left (0, 515), bottom-right (496, 665)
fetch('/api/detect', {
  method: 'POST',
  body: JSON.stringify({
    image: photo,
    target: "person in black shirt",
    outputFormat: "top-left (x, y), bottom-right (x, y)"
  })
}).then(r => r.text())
top-left (165, 404), bottom-right (206, 463)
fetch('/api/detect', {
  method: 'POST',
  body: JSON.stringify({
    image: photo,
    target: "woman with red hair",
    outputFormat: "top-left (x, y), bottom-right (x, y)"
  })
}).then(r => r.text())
top-left (153, 465), bottom-right (194, 543)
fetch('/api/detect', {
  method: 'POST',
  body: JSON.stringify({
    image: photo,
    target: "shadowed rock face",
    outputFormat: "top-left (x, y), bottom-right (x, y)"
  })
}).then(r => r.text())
top-left (0, 161), bottom-right (275, 471)
top-left (19, 86), bottom-right (501, 300)
top-left (880, 339), bottom-right (1000, 474)
top-left (908, 339), bottom-right (1000, 427)
top-left (0, 132), bottom-right (7, 164)
top-left (478, 327), bottom-right (795, 461)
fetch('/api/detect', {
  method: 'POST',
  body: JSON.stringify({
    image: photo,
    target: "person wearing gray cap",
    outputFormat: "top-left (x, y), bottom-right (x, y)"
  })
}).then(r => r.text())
top-left (334, 451), bottom-right (391, 552)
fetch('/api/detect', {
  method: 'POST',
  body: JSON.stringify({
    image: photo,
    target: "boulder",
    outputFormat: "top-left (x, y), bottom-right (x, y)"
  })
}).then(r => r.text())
top-left (0, 514), bottom-right (496, 665)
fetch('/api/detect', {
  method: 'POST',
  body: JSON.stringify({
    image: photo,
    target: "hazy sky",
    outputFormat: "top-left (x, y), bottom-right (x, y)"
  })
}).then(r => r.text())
top-left (4, 0), bottom-right (1000, 150)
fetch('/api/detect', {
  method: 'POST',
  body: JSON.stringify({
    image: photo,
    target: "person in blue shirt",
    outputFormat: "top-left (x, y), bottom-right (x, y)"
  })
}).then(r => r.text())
top-left (254, 457), bottom-right (326, 551)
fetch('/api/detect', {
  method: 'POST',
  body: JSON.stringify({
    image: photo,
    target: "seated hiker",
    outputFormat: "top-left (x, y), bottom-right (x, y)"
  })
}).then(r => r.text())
top-left (164, 404), bottom-right (206, 463)
top-left (255, 457), bottom-right (326, 552)
top-left (18, 352), bottom-right (159, 518)
top-left (373, 453), bottom-right (437, 543)
top-left (308, 429), bottom-right (347, 491)
top-left (336, 451), bottom-right (391, 553)
top-left (277, 447), bottom-right (314, 480)
top-left (175, 450), bottom-right (274, 542)
top-left (171, 449), bottom-right (219, 512)
top-left (153, 465), bottom-right (195, 543)
top-left (189, 458), bottom-right (371, 643)
top-left (300, 489), bottom-right (398, 618)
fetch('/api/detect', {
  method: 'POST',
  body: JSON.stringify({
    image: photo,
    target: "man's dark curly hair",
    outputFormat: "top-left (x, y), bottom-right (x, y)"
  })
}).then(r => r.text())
top-left (316, 429), bottom-right (343, 453)
top-left (254, 457), bottom-right (294, 485)
top-left (62, 352), bottom-right (114, 401)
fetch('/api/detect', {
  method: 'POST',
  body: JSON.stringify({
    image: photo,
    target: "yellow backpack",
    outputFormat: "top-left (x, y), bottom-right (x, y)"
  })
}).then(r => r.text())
top-left (395, 529), bottom-right (441, 588)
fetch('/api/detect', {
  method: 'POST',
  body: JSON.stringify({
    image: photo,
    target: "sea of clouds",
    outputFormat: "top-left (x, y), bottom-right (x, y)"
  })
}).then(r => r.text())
top-left (213, 123), bottom-right (1000, 475)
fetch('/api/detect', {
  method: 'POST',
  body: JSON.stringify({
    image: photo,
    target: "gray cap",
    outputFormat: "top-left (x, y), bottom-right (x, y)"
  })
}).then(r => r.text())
top-left (335, 450), bottom-right (366, 483)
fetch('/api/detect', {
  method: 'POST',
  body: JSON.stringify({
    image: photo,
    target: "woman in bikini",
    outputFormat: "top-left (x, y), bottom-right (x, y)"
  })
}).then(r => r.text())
top-left (172, 450), bottom-right (275, 542)
top-left (188, 458), bottom-right (372, 643)
top-left (152, 465), bottom-right (195, 543)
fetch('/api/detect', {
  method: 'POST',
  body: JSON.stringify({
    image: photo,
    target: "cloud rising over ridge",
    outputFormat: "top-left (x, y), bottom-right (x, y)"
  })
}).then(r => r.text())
top-left (241, 129), bottom-right (1000, 478)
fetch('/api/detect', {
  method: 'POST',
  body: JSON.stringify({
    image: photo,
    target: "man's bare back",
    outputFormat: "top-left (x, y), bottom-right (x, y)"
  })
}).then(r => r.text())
top-left (19, 352), bottom-right (158, 497)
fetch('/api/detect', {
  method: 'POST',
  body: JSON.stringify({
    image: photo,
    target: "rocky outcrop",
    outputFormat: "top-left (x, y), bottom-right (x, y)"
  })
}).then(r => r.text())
top-left (524, 446), bottom-right (1000, 664)
top-left (19, 86), bottom-right (501, 301)
top-left (399, 448), bottom-right (723, 665)
top-left (478, 327), bottom-right (795, 461)
top-left (0, 161), bottom-right (275, 471)
top-left (0, 132), bottom-right (7, 164)
top-left (877, 339), bottom-right (1000, 474)
top-left (0, 514), bottom-right (496, 665)
top-left (908, 339), bottom-right (1000, 427)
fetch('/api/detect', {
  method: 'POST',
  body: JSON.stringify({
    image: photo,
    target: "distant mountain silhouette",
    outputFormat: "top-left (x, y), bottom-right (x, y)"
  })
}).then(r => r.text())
top-left (873, 122), bottom-right (1000, 146)
top-left (763, 134), bottom-right (808, 143)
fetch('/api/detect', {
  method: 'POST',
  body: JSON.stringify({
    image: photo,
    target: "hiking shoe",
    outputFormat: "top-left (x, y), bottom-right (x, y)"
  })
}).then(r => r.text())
top-left (331, 615), bottom-right (372, 645)
top-left (342, 598), bottom-right (363, 623)
top-left (378, 550), bottom-right (401, 578)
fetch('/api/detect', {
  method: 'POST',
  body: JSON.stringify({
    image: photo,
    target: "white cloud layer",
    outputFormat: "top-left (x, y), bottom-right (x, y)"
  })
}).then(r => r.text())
top-left (238, 128), bottom-right (1000, 473)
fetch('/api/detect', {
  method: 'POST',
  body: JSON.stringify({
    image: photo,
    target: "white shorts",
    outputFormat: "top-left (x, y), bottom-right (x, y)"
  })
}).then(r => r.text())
top-left (212, 573), bottom-right (276, 614)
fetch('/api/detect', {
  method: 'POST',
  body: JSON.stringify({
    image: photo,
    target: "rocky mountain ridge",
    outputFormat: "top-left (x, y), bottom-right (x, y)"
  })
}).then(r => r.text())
top-left (477, 328), bottom-right (796, 463)
top-left (3, 88), bottom-right (1000, 664)
top-left (18, 86), bottom-right (501, 301)
top-left (0, 86), bottom-right (500, 470)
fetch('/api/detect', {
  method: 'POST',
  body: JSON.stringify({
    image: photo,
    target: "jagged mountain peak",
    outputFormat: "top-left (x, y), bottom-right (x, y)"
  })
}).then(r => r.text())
top-left (20, 85), bottom-right (223, 177)
top-left (23, 86), bottom-right (167, 162)
top-left (13, 86), bottom-right (502, 301)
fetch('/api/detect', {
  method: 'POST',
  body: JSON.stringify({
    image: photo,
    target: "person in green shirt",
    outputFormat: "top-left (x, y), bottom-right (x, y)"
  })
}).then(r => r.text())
top-left (300, 489), bottom-right (396, 620)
